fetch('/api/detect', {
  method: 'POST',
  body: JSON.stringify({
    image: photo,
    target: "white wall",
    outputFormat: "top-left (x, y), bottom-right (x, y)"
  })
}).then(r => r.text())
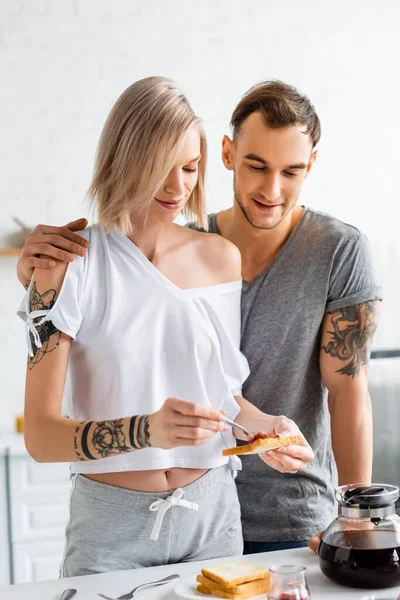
top-left (370, 358), bottom-right (400, 486)
top-left (1, 0), bottom-right (399, 433)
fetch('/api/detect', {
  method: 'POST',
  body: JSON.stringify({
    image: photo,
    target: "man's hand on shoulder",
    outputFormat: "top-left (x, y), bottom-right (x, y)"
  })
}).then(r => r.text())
top-left (17, 218), bottom-right (90, 288)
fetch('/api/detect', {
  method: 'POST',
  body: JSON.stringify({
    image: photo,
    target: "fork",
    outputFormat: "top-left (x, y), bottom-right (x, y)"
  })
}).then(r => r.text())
top-left (97, 573), bottom-right (180, 600)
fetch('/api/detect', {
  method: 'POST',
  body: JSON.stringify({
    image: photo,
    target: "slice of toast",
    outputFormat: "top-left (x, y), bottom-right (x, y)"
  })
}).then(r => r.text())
top-left (222, 435), bottom-right (304, 457)
top-left (201, 561), bottom-right (269, 587)
top-left (196, 574), bottom-right (270, 594)
top-left (196, 579), bottom-right (269, 599)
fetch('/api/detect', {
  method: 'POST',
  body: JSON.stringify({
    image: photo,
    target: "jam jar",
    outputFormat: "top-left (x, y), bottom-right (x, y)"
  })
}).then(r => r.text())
top-left (319, 483), bottom-right (400, 589)
top-left (268, 565), bottom-right (310, 599)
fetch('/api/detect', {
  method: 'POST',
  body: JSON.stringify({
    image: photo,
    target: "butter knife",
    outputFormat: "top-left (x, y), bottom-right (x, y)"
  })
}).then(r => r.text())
top-left (221, 416), bottom-right (250, 437)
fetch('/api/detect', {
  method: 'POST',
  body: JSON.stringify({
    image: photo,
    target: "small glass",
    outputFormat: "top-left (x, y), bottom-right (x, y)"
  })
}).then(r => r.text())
top-left (268, 565), bottom-right (310, 600)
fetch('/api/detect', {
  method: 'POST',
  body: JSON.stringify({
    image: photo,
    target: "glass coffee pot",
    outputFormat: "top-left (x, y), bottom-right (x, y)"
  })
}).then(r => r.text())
top-left (319, 483), bottom-right (400, 589)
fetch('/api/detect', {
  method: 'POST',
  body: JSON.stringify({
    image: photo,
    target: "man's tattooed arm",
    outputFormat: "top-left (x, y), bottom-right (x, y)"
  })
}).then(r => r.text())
top-left (73, 416), bottom-right (152, 461)
top-left (28, 281), bottom-right (61, 369)
top-left (320, 301), bottom-right (380, 486)
top-left (321, 301), bottom-right (379, 378)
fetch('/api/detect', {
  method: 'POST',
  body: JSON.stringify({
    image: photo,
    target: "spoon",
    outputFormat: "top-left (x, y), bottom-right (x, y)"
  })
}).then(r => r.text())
top-left (60, 590), bottom-right (77, 600)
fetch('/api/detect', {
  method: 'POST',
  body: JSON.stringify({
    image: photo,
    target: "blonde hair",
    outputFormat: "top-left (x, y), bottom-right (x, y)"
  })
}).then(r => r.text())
top-left (88, 76), bottom-right (208, 232)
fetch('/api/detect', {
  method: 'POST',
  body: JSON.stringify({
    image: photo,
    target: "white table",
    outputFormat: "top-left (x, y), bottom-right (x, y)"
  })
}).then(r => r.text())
top-left (0, 548), bottom-right (399, 600)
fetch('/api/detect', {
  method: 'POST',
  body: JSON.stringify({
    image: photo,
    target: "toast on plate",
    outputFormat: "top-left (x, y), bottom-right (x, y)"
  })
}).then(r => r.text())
top-left (200, 560), bottom-right (269, 586)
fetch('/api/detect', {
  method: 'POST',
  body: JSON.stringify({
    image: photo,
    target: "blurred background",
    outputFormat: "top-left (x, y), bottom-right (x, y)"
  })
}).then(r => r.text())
top-left (0, 0), bottom-right (399, 585)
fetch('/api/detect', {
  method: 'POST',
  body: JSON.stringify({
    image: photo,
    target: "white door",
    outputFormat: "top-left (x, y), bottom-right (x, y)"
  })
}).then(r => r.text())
top-left (8, 455), bottom-right (71, 584)
top-left (13, 539), bottom-right (65, 584)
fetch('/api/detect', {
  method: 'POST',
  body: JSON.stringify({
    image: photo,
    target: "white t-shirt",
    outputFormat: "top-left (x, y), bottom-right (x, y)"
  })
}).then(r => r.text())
top-left (19, 225), bottom-right (250, 474)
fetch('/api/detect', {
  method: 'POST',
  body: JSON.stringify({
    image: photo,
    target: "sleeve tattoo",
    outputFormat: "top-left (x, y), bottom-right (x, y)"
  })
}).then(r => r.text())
top-left (322, 301), bottom-right (378, 378)
top-left (73, 416), bottom-right (152, 461)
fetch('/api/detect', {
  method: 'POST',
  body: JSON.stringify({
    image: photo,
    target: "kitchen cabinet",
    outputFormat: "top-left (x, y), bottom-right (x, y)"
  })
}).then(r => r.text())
top-left (0, 435), bottom-right (70, 585)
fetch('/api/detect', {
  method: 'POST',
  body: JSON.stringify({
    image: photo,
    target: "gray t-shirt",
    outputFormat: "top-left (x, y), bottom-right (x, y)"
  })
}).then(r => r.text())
top-left (192, 207), bottom-right (383, 542)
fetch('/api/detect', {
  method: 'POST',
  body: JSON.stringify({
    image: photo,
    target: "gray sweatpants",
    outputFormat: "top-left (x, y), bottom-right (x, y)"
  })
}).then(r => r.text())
top-left (60, 465), bottom-right (243, 577)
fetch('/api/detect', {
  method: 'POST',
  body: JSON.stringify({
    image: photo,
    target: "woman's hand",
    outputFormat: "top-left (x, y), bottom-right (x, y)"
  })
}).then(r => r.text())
top-left (250, 416), bottom-right (314, 474)
top-left (148, 397), bottom-right (229, 449)
top-left (17, 218), bottom-right (89, 287)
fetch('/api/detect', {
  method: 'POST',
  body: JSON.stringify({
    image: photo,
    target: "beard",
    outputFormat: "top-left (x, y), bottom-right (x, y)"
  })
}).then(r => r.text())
top-left (234, 188), bottom-right (292, 231)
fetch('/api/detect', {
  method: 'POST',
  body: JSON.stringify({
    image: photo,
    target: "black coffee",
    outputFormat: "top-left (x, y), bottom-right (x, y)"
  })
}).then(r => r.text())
top-left (319, 530), bottom-right (400, 589)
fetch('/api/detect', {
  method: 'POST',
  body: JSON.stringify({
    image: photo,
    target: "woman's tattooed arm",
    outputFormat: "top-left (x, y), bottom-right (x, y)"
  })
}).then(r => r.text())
top-left (26, 279), bottom-right (153, 462)
top-left (73, 416), bottom-right (152, 461)
top-left (28, 281), bottom-right (61, 369)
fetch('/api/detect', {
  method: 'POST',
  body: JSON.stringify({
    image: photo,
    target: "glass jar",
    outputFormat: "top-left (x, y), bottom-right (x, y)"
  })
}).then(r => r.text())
top-left (268, 565), bottom-right (310, 599)
top-left (319, 483), bottom-right (400, 589)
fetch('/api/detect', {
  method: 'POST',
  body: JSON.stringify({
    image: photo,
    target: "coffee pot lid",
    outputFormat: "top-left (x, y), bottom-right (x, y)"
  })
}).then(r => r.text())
top-left (336, 483), bottom-right (399, 509)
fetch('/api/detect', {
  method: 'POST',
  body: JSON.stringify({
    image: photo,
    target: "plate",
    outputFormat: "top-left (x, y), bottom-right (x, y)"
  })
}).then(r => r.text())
top-left (173, 574), bottom-right (266, 599)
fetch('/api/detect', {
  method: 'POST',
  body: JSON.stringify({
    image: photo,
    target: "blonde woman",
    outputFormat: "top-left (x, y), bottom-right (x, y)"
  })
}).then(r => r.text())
top-left (19, 77), bottom-right (313, 577)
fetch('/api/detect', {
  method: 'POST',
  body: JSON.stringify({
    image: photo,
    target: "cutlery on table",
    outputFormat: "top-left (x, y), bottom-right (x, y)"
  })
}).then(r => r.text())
top-left (59, 590), bottom-right (77, 600)
top-left (97, 573), bottom-right (180, 600)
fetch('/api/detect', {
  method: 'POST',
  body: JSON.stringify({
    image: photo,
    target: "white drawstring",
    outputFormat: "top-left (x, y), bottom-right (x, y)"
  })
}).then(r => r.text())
top-left (25, 309), bottom-right (50, 357)
top-left (148, 488), bottom-right (199, 541)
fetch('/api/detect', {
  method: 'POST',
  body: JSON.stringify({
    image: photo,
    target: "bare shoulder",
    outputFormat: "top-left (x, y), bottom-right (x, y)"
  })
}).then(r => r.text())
top-left (185, 228), bottom-right (242, 282)
top-left (201, 232), bottom-right (241, 266)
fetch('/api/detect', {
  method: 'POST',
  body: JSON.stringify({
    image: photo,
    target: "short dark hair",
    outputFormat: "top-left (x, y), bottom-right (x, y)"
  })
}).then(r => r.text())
top-left (231, 80), bottom-right (321, 148)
